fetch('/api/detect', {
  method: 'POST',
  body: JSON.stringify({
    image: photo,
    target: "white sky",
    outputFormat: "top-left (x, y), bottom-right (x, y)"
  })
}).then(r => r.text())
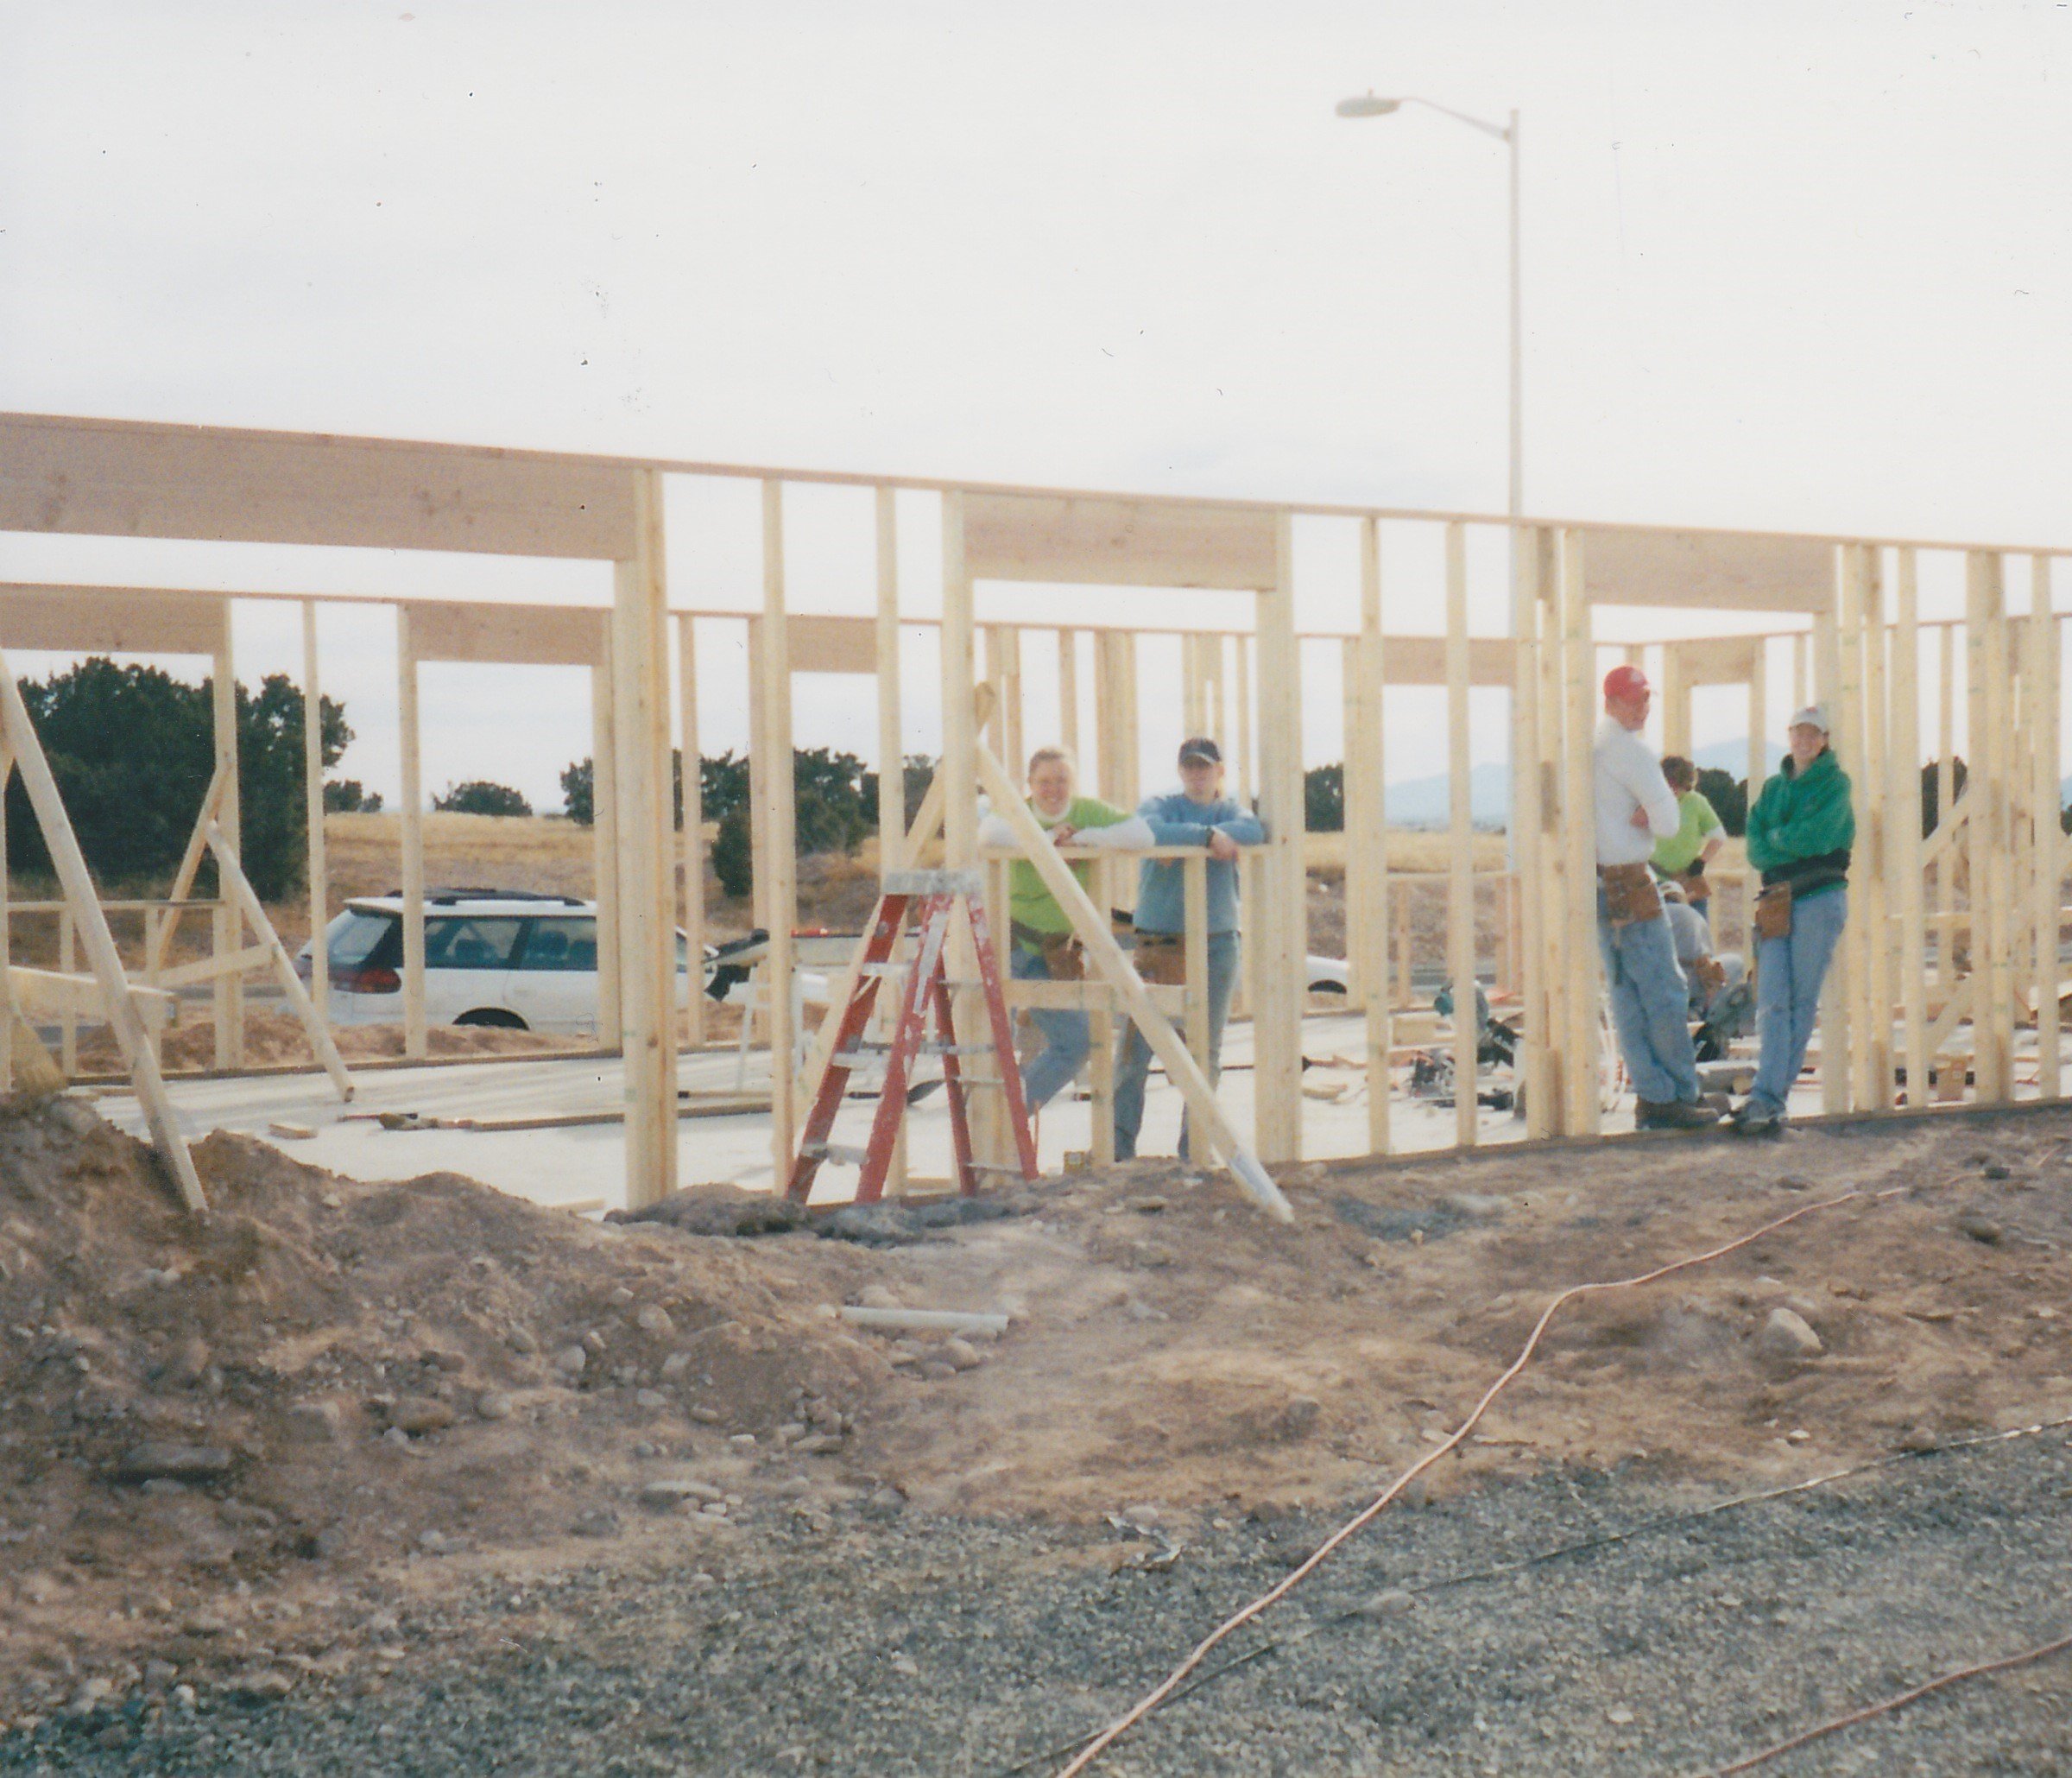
top-left (3, 0), bottom-right (2068, 807)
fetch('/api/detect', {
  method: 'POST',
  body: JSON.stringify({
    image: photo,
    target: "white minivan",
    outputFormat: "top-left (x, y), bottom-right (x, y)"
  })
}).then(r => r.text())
top-left (298, 891), bottom-right (695, 1037)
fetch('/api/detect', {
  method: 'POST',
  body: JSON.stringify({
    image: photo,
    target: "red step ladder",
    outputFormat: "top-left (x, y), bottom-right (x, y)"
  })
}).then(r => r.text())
top-left (787, 870), bottom-right (1039, 1205)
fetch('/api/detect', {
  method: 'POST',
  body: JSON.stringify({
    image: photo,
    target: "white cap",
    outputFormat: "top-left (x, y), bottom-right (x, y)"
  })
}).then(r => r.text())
top-left (1788, 703), bottom-right (1829, 733)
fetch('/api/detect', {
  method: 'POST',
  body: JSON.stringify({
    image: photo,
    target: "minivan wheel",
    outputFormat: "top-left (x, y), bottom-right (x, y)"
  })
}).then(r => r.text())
top-left (454, 1009), bottom-right (528, 1031)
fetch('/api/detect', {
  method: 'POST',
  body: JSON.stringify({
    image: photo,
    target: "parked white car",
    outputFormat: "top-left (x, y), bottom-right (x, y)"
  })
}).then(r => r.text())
top-left (295, 892), bottom-right (835, 1037)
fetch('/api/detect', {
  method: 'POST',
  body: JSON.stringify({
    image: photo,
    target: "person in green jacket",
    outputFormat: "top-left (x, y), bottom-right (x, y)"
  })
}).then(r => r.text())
top-left (977, 747), bottom-right (1151, 1112)
top-left (1732, 705), bottom-right (1854, 1134)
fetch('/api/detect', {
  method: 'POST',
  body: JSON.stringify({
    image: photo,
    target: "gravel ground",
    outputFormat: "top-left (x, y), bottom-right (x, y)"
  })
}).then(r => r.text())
top-left (11, 1423), bottom-right (2072, 1776)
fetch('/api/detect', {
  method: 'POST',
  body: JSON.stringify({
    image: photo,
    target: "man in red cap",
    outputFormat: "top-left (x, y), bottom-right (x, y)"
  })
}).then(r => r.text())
top-left (1595, 664), bottom-right (1718, 1129)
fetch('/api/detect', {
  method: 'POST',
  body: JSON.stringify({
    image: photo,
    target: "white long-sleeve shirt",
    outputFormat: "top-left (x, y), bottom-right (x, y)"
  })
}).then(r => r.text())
top-left (1594, 717), bottom-right (1679, 866)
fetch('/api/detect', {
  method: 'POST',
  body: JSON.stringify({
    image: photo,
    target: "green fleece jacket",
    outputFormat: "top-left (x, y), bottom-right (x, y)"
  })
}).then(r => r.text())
top-left (1745, 747), bottom-right (1854, 899)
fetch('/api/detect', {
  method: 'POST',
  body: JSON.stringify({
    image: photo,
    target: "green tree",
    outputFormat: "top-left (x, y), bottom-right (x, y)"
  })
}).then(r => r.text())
top-left (433, 780), bottom-right (532, 817)
top-left (1304, 762), bottom-right (1344, 833)
top-left (323, 779), bottom-right (382, 813)
top-left (1695, 767), bottom-right (1747, 838)
top-left (711, 805), bottom-right (754, 899)
top-left (3, 658), bottom-right (351, 901)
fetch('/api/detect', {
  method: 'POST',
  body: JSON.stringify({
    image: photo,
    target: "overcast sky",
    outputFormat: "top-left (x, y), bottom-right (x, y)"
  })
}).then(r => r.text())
top-left (3, 1), bottom-right (2068, 806)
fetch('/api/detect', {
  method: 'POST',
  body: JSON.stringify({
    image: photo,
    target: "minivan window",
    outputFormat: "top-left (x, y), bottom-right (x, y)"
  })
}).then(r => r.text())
top-left (326, 909), bottom-right (397, 967)
top-left (423, 917), bottom-right (525, 971)
top-left (516, 916), bottom-right (598, 972)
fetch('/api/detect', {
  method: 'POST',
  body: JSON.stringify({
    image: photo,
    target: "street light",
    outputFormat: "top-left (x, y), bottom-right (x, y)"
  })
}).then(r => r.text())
top-left (1336, 92), bottom-right (1522, 528)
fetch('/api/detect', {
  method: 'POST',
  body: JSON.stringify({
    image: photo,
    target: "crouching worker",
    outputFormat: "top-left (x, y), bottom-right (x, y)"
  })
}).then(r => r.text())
top-left (1732, 706), bottom-right (1853, 1135)
top-left (978, 747), bottom-right (1151, 1113)
top-left (1595, 666), bottom-right (1717, 1130)
top-left (1114, 737), bottom-right (1265, 1161)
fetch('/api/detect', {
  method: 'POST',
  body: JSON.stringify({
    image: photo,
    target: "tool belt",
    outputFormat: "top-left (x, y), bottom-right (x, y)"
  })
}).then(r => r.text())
top-left (1754, 882), bottom-right (1794, 941)
top-left (1691, 953), bottom-right (1728, 995)
top-left (1132, 932), bottom-right (1187, 987)
top-left (1011, 921), bottom-right (1083, 982)
top-left (1598, 861), bottom-right (1662, 927)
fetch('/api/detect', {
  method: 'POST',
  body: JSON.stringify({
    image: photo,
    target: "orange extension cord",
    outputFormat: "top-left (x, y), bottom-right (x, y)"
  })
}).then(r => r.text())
top-left (1053, 1182), bottom-right (1904, 1778)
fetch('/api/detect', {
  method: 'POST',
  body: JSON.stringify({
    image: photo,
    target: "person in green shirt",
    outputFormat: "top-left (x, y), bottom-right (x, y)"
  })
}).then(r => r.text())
top-left (1732, 706), bottom-right (1854, 1135)
top-left (1652, 756), bottom-right (1725, 922)
top-left (977, 747), bottom-right (1150, 1111)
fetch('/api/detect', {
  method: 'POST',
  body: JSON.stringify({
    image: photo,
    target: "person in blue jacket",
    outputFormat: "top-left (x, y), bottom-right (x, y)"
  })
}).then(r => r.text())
top-left (1113, 737), bottom-right (1267, 1161)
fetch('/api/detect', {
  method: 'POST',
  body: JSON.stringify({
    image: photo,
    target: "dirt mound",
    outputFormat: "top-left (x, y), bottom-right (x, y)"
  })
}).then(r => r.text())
top-left (0, 1096), bottom-right (888, 1715)
top-left (75, 1009), bottom-right (582, 1075)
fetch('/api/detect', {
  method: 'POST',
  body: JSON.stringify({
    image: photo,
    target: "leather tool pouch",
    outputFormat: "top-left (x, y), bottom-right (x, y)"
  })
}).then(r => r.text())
top-left (1012, 922), bottom-right (1083, 982)
top-left (1754, 883), bottom-right (1794, 941)
top-left (1693, 954), bottom-right (1728, 995)
top-left (1600, 862), bottom-right (1662, 928)
top-left (1134, 933), bottom-right (1186, 987)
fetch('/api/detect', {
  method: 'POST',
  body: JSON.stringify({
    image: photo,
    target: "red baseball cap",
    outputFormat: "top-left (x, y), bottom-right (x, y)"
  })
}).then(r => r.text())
top-left (1602, 664), bottom-right (1652, 701)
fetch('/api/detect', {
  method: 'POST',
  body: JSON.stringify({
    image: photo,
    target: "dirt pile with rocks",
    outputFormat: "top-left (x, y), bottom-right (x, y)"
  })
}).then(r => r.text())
top-left (0, 1096), bottom-right (887, 1720)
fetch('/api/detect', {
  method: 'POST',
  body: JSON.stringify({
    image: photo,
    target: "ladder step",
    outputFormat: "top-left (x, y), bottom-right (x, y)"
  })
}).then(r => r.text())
top-left (949, 1075), bottom-right (1007, 1090)
top-left (921, 1043), bottom-right (994, 1058)
top-left (833, 1043), bottom-right (891, 1066)
top-left (802, 1142), bottom-right (870, 1167)
top-left (858, 962), bottom-right (906, 978)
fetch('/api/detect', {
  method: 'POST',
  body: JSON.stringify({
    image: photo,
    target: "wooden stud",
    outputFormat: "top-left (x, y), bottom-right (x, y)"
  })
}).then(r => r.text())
top-left (679, 612), bottom-right (705, 1049)
top-left (1355, 517), bottom-right (1391, 1154)
top-left (874, 493), bottom-right (907, 1190)
top-left (1968, 550), bottom-right (2012, 1101)
top-left (1936, 622), bottom-right (1956, 990)
top-left (1251, 511), bottom-right (1304, 1163)
top-left (1235, 635), bottom-right (1254, 807)
top-left (395, 604), bottom-right (427, 1061)
top-left (760, 481), bottom-right (799, 1180)
top-left (1057, 629), bottom-right (1080, 766)
top-left (302, 601), bottom-right (328, 1027)
top-left (0, 647), bottom-right (205, 1212)
top-left (1860, 548), bottom-right (1892, 1105)
top-left (212, 604), bottom-right (243, 1067)
top-left (614, 468), bottom-right (679, 1211)
top-left (1747, 640), bottom-right (1769, 822)
top-left (591, 639), bottom-right (621, 1045)
top-left (2031, 556), bottom-right (2060, 1099)
top-left (1512, 525), bottom-right (1550, 1139)
top-left (1558, 529), bottom-right (1601, 1136)
top-left (1445, 522), bottom-right (1477, 1148)
top-left (1182, 851), bottom-right (1210, 1159)
top-left (1089, 854), bottom-right (1117, 1165)
top-left (58, 913), bottom-right (76, 1077)
top-left (1893, 550), bottom-right (1929, 1105)
top-left (1339, 639), bottom-right (1366, 1014)
top-left (1813, 585), bottom-right (1849, 1113)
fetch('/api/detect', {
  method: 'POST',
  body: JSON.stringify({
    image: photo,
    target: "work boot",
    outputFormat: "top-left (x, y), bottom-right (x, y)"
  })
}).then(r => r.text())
top-left (1729, 1100), bottom-right (1783, 1136)
top-left (1634, 1097), bottom-right (1722, 1131)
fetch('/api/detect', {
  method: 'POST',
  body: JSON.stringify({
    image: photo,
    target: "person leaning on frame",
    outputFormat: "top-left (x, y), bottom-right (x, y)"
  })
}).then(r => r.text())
top-left (1594, 664), bottom-right (1721, 1131)
top-left (1730, 704), bottom-right (1854, 1136)
top-left (977, 745), bottom-right (1151, 1115)
top-left (1113, 736), bottom-right (1264, 1162)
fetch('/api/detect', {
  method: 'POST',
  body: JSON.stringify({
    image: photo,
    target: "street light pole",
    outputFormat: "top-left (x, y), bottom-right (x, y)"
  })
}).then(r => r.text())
top-left (1336, 92), bottom-right (1522, 524)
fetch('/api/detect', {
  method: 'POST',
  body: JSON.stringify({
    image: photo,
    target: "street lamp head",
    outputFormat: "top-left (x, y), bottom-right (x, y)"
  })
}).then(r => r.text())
top-left (1336, 92), bottom-right (1402, 118)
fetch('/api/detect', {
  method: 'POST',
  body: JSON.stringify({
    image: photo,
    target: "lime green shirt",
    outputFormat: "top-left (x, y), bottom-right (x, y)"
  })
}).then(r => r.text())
top-left (1652, 790), bottom-right (1722, 876)
top-left (1009, 795), bottom-right (1130, 935)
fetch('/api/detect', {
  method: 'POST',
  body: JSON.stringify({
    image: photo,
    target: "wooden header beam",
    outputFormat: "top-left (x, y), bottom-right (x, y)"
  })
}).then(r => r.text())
top-left (1582, 528), bottom-right (1835, 614)
top-left (403, 600), bottom-right (606, 668)
top-left (0, 584), bottom-right (223, 655)
top-left (0, 412), bottom-right (639, 560)
top-left (963, 491), bottom-right (1279, 591)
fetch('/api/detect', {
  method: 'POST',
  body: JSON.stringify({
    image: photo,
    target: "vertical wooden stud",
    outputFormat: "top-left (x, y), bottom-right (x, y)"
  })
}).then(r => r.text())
top-left (1936, 621), bottom-right (1956, 991)
top-left (1251, 512), bottom-right (1304, 1162)
top-left (760, 481), bottom-right (799, 1179)
top-left (1558, 529), bottom-right (1601, 1136)
top-left (1339, 638), bottom-right (1367, 1013)
top-left (1893, 551), bottom-right (1929, 1105)
top-left (212, 604), bottom-right (243, 1066)
top-left (1356, 517), bottom-right (1391, 1154)
top-left (1968, 550), bottom-right (2013, 1101)
top-left (395, 604), bottom-right (427, 1060)
top-left (59, 914), bottom-right (76, 1076)
top-left (1513, 525), bottom-right (1551, 1139)
top-left (614, 468), bottom-right (678, 1211)
top-left (679, 612), bottom-right (706, 1048)
top-left (1747, 641), bottom-right (1769, 824)
top-left (1445, 522), bottom-right (1477, 1148)
top-left (1057, 629), bottom-right (1080, 766)
top-left (1235, 635), bottom-right (1255, 808)
top-left (301, 600), bottom-right (329, 1027)
top-left (1813, 579), bottom-right (1849, 1114)
top-left (591, 637), bottom-right (621, 1047)
top-left (1183, 851), bottom-right (1210, 1161)
top-left (2031, 556), bottom-right (2061, 1099)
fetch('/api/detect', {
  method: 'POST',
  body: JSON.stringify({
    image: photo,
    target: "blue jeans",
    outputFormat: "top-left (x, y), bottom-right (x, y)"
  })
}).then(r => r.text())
top-left (1748, 887), bottom-right (1848, 1118)
top-left (1596, 893), bottom-right (1702, 1105)
top-left (1114, 930), bottom-right (1240, 1161)
top-left (1010, 944), bottom-right (1090, 1112)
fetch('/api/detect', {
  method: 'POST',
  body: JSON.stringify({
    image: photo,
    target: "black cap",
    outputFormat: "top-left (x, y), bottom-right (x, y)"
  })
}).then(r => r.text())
top-left (1178, 736), bottom-right (1222, 766)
